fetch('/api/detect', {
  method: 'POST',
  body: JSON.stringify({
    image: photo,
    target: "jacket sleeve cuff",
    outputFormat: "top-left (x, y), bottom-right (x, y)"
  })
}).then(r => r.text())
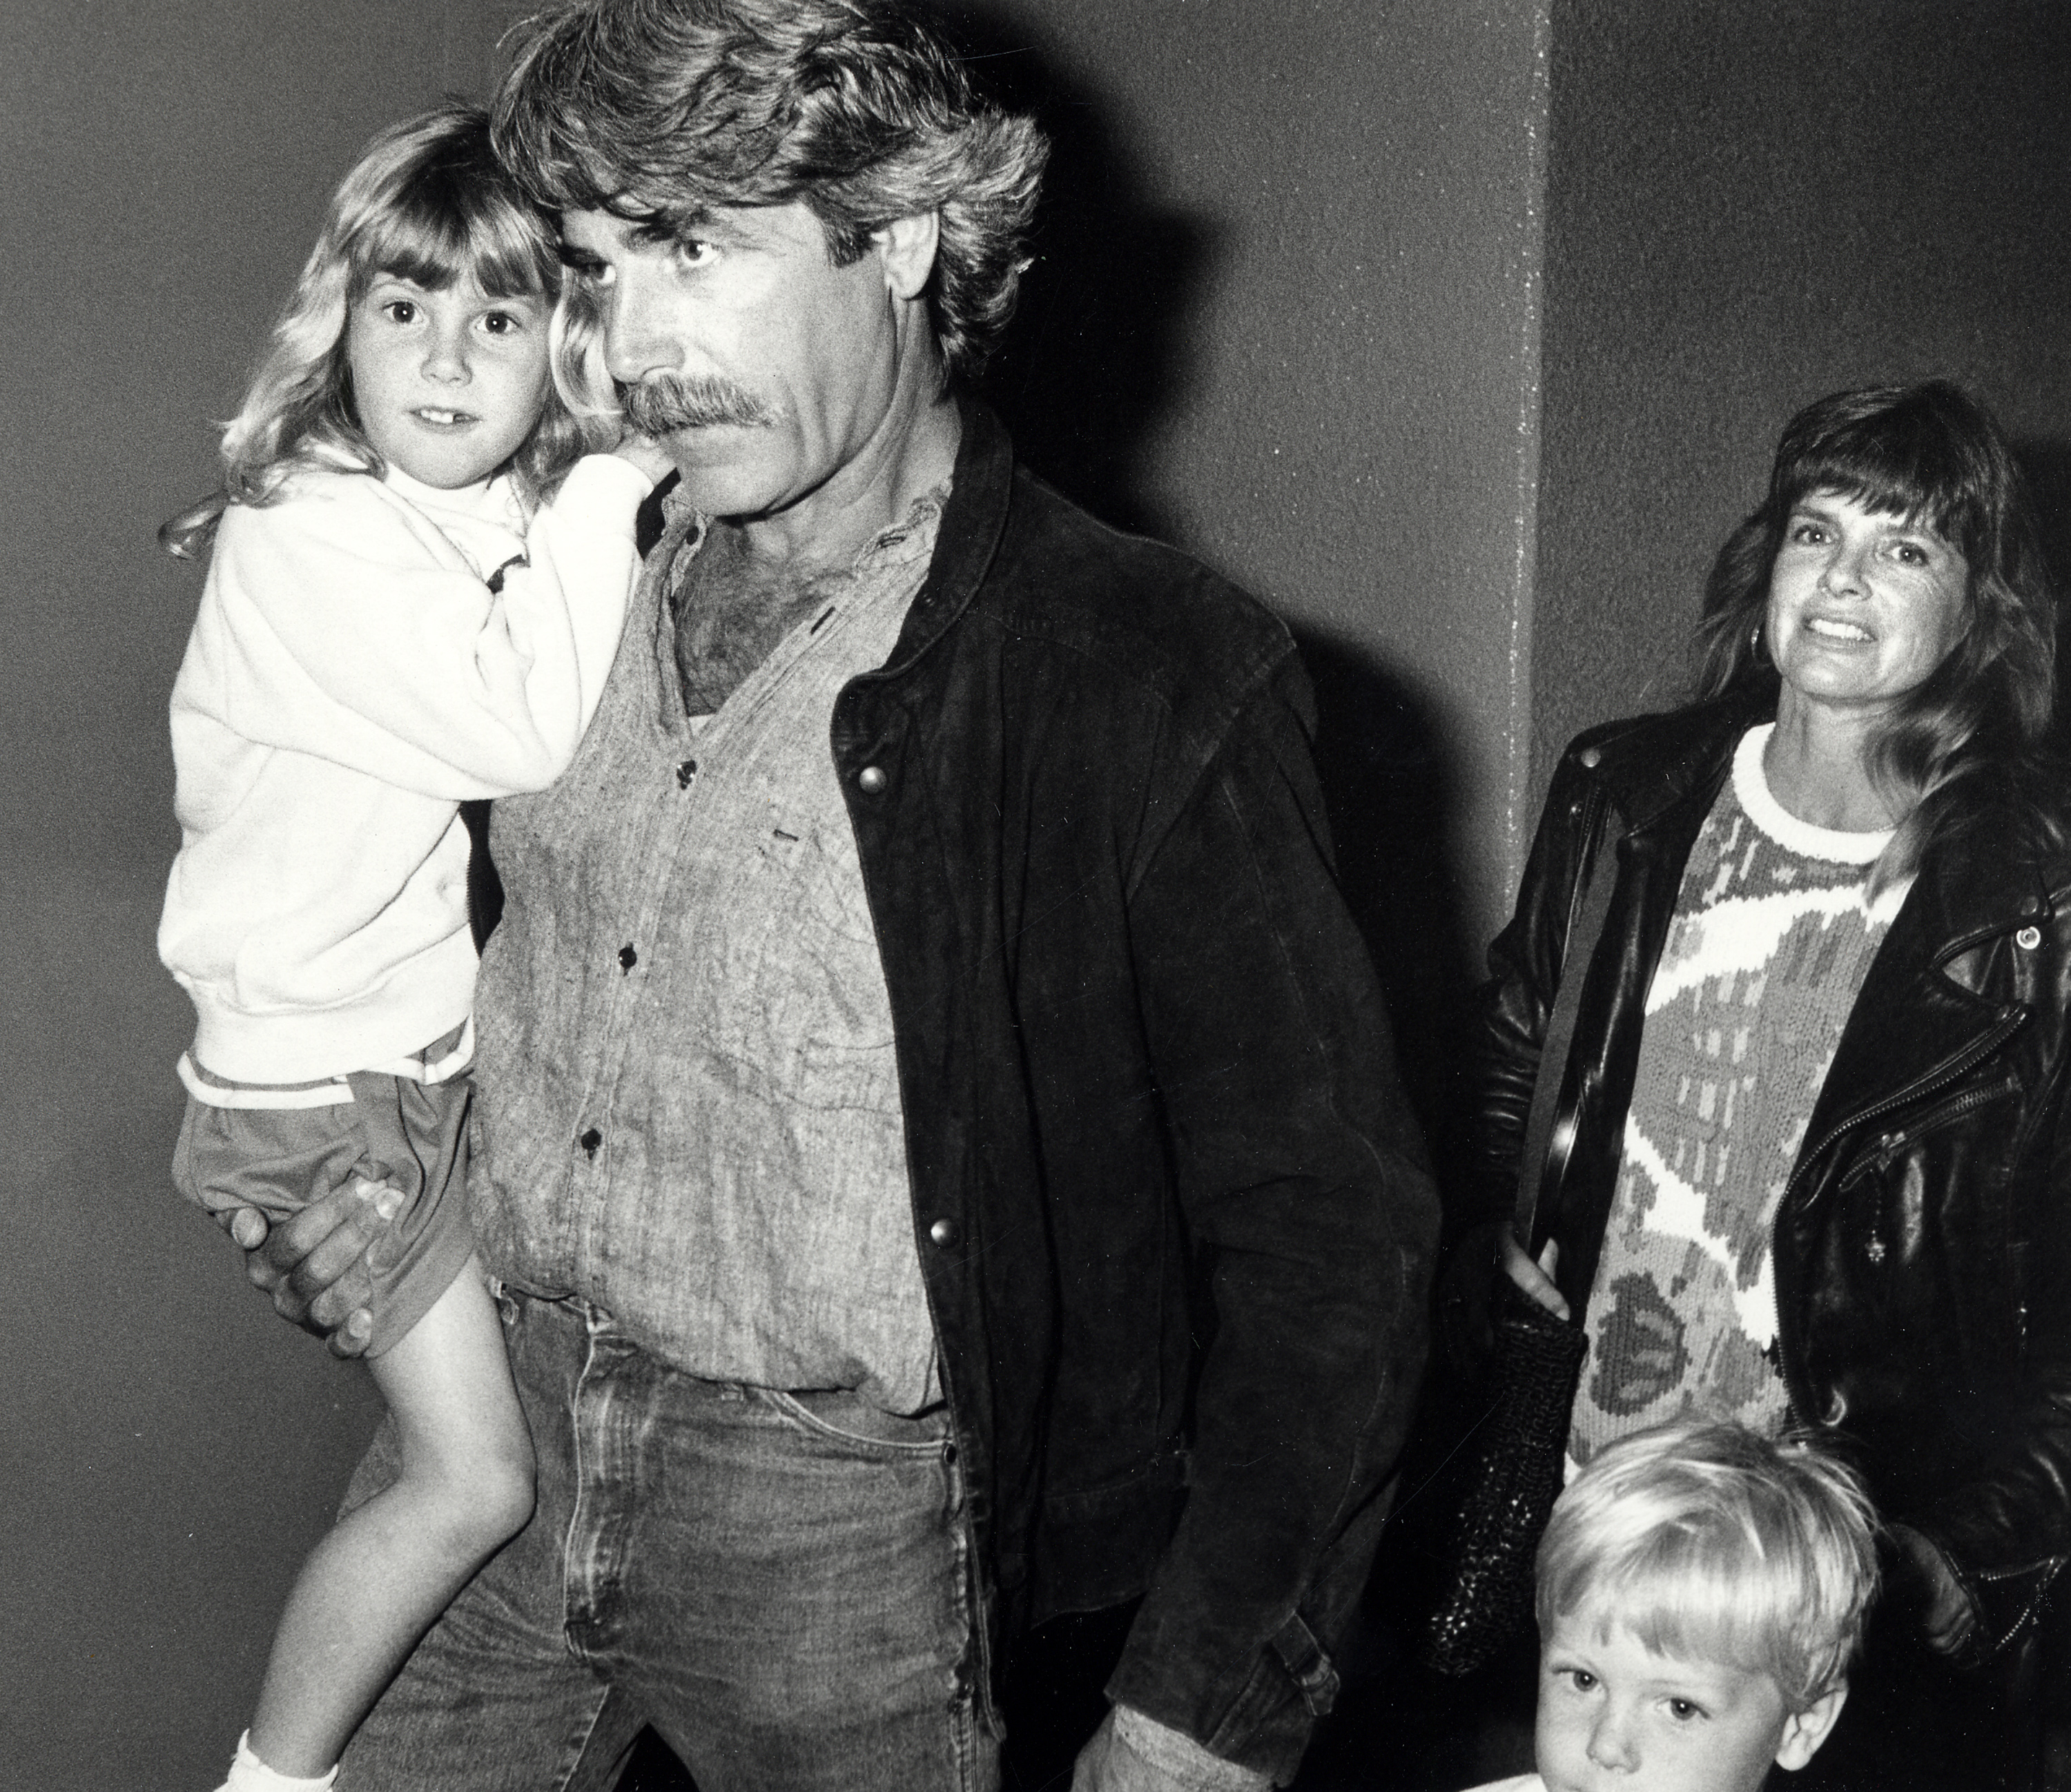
top-left (1107, 1607), bottom-right (1343, 1784)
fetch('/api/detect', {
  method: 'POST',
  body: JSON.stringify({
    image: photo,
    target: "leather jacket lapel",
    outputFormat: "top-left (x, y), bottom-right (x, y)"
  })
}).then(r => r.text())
top-left (1786, 803), bottom-right (2048, 1209)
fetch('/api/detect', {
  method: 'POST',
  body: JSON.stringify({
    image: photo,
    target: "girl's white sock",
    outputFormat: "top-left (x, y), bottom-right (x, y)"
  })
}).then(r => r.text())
top-left (215, 1731), bottom-right (339, 1792)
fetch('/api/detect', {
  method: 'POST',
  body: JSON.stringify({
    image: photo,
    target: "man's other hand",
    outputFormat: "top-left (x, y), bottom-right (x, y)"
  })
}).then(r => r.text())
top-left (217, 1176), bottom-right (401, 1358)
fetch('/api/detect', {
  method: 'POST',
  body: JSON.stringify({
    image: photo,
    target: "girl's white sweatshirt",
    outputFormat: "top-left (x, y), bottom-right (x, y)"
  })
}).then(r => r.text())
top-left (158, 453), bottom-right (653, 1085)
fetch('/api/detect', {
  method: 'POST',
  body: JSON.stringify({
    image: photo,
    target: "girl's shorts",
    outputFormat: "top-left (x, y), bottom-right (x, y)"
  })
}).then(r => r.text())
top-left (172, 1027), bottom-right (478, 1358)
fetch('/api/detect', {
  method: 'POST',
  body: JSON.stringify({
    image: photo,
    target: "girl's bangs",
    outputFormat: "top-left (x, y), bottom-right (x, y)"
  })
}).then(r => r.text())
top-left (349, 189), bottom-right (558, 302)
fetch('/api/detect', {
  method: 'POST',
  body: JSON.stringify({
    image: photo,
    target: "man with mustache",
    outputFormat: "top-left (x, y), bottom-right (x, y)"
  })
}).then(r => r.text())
top-left (235, 3), bottom-right (1437, 1788)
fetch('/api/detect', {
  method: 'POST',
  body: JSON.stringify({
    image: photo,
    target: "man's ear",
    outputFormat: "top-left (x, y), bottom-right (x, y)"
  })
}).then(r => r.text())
top-left (873, 211), bottom-right (940, 300)
top-left (1773, 1682), bottom-right (1847, 1772)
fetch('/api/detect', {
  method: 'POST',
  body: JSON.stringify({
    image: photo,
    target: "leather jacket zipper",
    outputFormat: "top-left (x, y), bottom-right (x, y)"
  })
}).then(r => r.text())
top-left (1834, 1068), bottom-right (2022, 1191)
top-left (1773, 1004), bottom-right (2028, 1427)
top-left (1782, 1006), bottom-right (2028, 1213)
top-left (1536, 783), bottom-right (1613, 1212)
top-left (1560, 785), bottom-right (1611, 967)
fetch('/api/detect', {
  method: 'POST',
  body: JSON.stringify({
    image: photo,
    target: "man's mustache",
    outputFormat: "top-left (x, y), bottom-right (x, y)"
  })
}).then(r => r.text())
top-left (623, 374), bottom-right (775, 434)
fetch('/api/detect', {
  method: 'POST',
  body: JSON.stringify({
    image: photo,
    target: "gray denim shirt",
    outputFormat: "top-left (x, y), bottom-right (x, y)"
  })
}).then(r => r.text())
top-left (468, 486), bottom-right (946, 1413)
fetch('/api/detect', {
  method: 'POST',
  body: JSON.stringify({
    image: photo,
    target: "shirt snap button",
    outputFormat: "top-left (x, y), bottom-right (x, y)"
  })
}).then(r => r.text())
top-left (676, 759), bottom-right (698, 790)
top-left (928, 1217), bottom-right (959, 1247)
top-left (857, 765), bottom-right (888, 795)
top-left (578, 1127), bottom-right (602, 1158)
top-left (2016, 926), bottom-right (2041, 951)
top-left (618, 944), bottom-right (638, 971)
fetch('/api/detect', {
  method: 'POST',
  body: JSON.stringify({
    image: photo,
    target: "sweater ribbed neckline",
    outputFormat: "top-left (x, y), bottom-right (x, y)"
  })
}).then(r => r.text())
top-left (1733, 723), bottom-right (1894, 865)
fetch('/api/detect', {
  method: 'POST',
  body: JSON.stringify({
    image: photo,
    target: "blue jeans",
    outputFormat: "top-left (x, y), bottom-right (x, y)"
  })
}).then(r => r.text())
top-left (338, 1290), bottom-right (998, 1791)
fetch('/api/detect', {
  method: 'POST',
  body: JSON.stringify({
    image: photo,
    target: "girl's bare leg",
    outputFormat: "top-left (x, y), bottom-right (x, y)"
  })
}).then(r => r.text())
top-left (243, 1256), bottom-right (534, 1777)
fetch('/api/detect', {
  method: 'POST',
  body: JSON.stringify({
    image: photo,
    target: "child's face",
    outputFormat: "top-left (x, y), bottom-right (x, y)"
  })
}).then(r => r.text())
top-left (346, 273), bottom-right (553, 489)
top-left (1535, 1609), bottom-right (1843, 1792)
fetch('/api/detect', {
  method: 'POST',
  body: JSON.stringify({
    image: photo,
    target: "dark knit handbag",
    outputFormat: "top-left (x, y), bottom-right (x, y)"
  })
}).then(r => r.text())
top-left (1423, 1278), bottom-right (1588, 1675)
top-left (1423, 809), bottom-right (1617, 1678)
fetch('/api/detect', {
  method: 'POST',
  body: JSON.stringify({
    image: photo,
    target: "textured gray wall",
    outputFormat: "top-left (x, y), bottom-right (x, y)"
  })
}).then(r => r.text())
top-left (1533, 0), bottom-right (2071, 808)
top-left (957, 0), bottom-right (1550, 944)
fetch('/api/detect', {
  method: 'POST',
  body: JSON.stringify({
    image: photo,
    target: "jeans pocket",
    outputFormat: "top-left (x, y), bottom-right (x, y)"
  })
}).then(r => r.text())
top-left (757, 1387), bottom-right (949, 1457)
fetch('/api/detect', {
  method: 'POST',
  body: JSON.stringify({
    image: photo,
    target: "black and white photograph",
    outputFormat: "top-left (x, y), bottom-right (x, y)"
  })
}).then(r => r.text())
top-left (6, 3), bottom-right (2071, 1789)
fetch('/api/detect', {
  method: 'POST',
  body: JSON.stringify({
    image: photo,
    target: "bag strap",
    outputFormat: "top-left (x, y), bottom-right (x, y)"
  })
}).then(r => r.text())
top-left (1514, 787), bottom-right (1622, 1250)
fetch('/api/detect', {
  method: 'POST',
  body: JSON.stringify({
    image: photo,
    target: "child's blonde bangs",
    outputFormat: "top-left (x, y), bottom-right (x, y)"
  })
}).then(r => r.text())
top-left (162, 102), bottom-right (603, 559)
top-left (1548, 1546), bottom-right (1827, 1704)
top-left (1536, 1423), bottom-right (1881, 1711)
top-left (342, 182), bottom-right (561, 306)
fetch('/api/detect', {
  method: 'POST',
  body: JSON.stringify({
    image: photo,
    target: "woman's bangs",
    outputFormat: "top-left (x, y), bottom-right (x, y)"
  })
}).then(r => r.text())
top-left (1783, 431), bottom-right (1979, 546)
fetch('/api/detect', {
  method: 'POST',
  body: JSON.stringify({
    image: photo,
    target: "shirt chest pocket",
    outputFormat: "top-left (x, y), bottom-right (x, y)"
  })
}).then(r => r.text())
top-left (755, 812), bottom-right (882, 954)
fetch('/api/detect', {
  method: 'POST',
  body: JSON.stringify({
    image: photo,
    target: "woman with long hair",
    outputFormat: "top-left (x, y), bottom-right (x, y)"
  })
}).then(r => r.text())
top-left (1457, 381), bottom-right (2071, 1789)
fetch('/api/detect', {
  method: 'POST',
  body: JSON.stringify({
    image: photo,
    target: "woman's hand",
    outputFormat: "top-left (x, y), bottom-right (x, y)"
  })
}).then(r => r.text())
top-left (1890, 1523), bottom-right (1979, 1658)
top-left (1498, 1232), bottom-right (1571, 1322)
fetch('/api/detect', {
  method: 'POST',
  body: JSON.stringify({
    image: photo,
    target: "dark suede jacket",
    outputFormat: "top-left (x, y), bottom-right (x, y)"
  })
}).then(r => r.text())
top-left (828, 402), bottom-right (1437, 1779)
top-left (1475, 694), bottom-right (2071, 1694)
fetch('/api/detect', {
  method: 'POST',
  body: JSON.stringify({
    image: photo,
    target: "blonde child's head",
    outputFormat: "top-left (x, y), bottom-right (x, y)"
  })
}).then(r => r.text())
top-left (1530, 1421), bottom-right (1879, 1792)
top-left (165, 101), bottom-right (614, 556)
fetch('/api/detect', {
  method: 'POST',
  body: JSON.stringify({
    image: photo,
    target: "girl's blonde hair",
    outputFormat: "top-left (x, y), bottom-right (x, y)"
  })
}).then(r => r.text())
top-left (162, 101), bottom-right (616, 559)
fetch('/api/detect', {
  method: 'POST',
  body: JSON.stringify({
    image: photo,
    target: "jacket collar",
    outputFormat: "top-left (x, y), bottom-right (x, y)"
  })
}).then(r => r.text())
top-left (1896, 795), bottom-right (2055, 963)
top-left (1794, 788), bottom-right (2052, 1189)
top-left (873, 391), bottom-right (1014, 678)
top-left (650, 393), bottom-right (1011, 697)
top-left (1587, 688), bottom-right (2059, 959)
top-left (1582, 690), bottom-right (1770, 834)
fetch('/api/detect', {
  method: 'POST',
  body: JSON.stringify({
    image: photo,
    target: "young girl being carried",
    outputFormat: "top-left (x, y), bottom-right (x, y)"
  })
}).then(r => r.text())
top-left (157, 102), bottom-right (668, 1792)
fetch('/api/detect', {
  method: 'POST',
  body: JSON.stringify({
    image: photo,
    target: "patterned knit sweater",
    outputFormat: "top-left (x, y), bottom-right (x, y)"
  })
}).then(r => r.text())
top-left (1568, 724), bottom-right (1908, 1465)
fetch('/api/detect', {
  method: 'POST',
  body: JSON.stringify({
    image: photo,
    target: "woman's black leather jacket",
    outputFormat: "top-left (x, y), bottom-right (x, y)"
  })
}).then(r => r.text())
top-left (1472, 693), bottom-right (2071, 1663)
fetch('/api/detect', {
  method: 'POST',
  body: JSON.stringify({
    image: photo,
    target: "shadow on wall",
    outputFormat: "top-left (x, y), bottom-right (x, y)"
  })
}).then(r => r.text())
top-left (949, 3), bottom-right (1487, 1185)
top-left (2013, 440), bottom-right (2071, 711)
top-left (951, 0), bottom-right (1219, 540)
top-left (1296, 631), bottom-right (1481, 1197)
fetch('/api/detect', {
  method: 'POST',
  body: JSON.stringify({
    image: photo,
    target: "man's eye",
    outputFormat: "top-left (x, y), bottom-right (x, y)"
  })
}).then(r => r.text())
top-left (1666, 1698), bottom-right (1704, 1722)
top-left (1566, 1670), bottom-right (1596, 1693)
top-left (674, 237), bottom-right (714, 268)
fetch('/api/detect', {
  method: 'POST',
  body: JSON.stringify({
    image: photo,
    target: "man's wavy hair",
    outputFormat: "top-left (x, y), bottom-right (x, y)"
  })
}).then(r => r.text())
top-left (490, 0), bottom-right (1049, 384)
top-left (1695, 380), bottom-right (2060, 884)
top-left (160, 103), bottom-right (612, 561)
